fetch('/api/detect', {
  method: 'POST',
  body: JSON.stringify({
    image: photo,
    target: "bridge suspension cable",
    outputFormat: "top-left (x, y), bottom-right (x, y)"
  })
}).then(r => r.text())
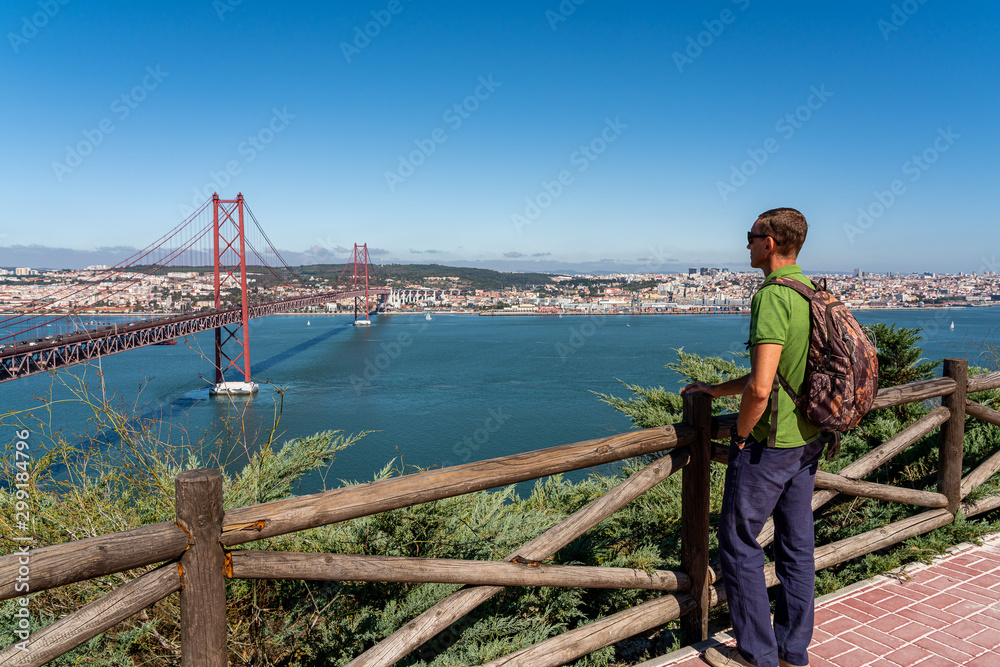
top-left (243, 202), bottom-right (309, 292)
top-left (0, 200), bottom-right (215, 343)
top-left (1, 193), bottom-right (389, 385)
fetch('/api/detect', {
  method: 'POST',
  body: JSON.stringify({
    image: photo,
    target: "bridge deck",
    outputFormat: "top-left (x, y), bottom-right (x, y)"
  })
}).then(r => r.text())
top-left (0, 287), bottom-right (388, 382)
top-left (646, 532), bottom-right (1000, 667)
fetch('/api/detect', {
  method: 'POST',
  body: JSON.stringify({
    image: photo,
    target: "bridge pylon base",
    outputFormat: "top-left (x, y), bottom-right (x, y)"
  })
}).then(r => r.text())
top-left (209, 381), bottom-right (259, 396)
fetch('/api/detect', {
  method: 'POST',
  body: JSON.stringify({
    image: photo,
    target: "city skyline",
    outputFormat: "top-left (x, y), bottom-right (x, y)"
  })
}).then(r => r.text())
top-left (2, 1), bottom-right (997, 275)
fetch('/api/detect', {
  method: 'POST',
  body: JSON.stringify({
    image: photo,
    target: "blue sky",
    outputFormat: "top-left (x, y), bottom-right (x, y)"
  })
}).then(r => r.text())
top-left (1, 0), bottom-right (997, 274)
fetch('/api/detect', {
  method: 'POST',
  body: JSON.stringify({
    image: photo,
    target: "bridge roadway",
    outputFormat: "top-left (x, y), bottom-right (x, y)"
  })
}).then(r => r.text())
top-left (0, 287), bottom-right (388, 383)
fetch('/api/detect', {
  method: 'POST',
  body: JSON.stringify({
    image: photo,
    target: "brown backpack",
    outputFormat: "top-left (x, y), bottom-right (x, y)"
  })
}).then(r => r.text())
top-left (759, 276), bottom-right (879, 455)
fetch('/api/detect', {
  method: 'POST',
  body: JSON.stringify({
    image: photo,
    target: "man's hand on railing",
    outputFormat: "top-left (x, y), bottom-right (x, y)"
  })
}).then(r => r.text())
top-left (681, 382), bottom-right (717, 398)
top-left (683, 374), bottom-right (751, 400)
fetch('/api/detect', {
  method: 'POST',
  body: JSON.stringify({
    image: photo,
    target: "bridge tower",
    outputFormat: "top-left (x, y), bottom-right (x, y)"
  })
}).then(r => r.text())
top-left (352, 243), bottom-right (372, 326)
top-left (210, 193), bottom-right (257, 395)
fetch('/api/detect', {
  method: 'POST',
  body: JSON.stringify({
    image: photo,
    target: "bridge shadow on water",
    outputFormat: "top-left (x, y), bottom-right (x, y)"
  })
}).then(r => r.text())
top-left (247, 320), bottom-right (354, 379)
top-left (107, 320), bottom-right (358, 452)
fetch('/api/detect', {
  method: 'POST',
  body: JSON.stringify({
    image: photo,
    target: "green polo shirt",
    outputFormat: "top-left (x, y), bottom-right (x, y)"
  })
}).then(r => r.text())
top-left (748, 264), bottom-right (820, 448)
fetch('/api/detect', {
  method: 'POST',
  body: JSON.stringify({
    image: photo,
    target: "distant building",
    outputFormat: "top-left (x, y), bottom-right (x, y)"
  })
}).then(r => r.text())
top-left (14, 267), bottom-right (33, 276)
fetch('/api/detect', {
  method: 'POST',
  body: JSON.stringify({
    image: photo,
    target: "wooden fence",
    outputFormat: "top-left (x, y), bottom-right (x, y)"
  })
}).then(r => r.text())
top-left (2, 358), bottom-right (1000, 666)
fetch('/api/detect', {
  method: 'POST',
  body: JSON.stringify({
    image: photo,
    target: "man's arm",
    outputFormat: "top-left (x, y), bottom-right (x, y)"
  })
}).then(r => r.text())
top-left (680, 342), bottom-right (783, 438)
top-left (735, 342), bottom-right (782, 438)
top-left (681, 375), bottom-right (749, 399)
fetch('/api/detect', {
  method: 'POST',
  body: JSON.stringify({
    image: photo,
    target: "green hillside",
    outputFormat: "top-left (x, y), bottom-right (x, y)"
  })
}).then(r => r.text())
top-left (298, 263), bottom-right (557, 291)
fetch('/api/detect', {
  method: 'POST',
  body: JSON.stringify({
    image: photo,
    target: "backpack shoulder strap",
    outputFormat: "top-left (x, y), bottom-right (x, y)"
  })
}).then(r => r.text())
top-left (759, 275), bottom-right (818, 299)
top-left (756, 275), bottom-right (817, 447)
top-left (768, 369), bottom-right (804, 447)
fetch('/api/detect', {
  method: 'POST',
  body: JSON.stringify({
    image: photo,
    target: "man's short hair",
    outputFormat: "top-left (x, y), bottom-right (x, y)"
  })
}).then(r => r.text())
top-left (756, 207), bottom-right (807, 257)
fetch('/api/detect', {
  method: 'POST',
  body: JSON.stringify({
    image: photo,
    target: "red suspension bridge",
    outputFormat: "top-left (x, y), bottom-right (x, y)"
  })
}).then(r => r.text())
top-left (0, 194), bottom-right (387, 393)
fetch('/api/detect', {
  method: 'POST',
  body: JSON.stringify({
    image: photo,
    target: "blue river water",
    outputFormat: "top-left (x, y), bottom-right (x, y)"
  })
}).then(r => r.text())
top-left (1, 308), bottom-right (997, 491)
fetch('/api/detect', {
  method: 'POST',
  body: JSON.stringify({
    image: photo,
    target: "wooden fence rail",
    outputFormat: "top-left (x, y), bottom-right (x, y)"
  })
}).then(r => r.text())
top-left (3, 358), bottom-right (1000, 667)
top-left (0, 522), bottom-right (187, 601)
top-left (218, 424), bottom-right (692, 547)
top-left (227, 551), bottom-right (691, 592)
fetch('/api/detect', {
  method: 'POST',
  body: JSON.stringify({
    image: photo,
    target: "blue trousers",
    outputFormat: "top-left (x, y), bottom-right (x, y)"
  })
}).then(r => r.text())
top-left (719, 436), bottom-right (825, 667)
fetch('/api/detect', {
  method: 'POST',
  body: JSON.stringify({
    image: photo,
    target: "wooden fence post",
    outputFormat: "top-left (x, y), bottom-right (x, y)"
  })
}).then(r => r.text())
top-left (680, 393), bottom-right (712, 643)
top-left (176, 469), bottom-right (228, 666)
top-left (939, 358), bottom-right (967, 514)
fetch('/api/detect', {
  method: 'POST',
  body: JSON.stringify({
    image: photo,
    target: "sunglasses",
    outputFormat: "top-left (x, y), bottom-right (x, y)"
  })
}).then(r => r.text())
top-left (747, 232), bottom-right (782, 246)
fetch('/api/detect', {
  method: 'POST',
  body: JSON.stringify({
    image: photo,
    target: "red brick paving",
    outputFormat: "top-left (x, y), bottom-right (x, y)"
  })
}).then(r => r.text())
top-left (642, 533), bottom-right (1000, 667)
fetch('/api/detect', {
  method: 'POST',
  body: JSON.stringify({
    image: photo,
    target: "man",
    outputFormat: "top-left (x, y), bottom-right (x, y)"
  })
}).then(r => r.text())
top-left (682, 208), bottom-right (823, 667)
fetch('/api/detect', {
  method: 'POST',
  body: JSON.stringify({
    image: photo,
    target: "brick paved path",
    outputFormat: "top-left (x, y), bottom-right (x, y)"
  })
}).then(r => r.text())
top-left (642, 533), bottom-right (1000, 667)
